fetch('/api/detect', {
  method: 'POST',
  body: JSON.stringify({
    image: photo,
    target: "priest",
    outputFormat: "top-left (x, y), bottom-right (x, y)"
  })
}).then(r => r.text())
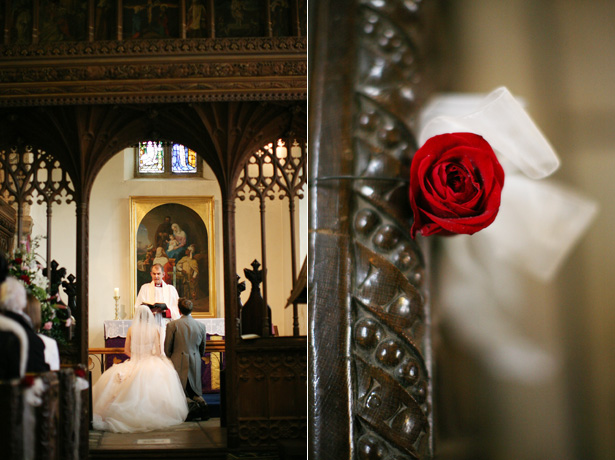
top-left (134, 263), bottom-right (180, 320)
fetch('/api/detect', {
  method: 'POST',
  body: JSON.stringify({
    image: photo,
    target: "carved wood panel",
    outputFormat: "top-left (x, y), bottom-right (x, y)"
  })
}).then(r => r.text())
top-left (236, 339), bottom-right (307, 447)
top-left (310, 0), bottom-right (439, 458)
top-left (0, 37), bottom-right (306, 106)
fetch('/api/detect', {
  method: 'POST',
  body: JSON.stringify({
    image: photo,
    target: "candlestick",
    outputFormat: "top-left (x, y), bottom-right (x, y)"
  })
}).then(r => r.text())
top-left (114, 287), bottom-right (119, 297)
top-left (113, 294), bottom-right (120, 320)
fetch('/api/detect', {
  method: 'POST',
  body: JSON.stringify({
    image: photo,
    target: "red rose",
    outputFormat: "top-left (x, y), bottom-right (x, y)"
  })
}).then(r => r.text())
top-left (20, 274), bottom-right (31, 284)
top-left (75, 368), bottom-right (86, 379)
top-left (14, 258), bottom-right (22, 264)
top-left (409, 132), bottom-right (505, 238)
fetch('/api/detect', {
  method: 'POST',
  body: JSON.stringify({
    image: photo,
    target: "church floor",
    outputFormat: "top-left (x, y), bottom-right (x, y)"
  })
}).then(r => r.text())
top-left (88, 418), bottom-right (303, 459)
top-left (89, 418), bottom-right (228, 459)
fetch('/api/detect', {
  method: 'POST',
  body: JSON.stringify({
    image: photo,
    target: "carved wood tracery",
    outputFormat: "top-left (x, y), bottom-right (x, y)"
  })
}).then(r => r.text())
top-left (234, 135), bottom-right (307, 337)
top-left (0, 141), bottom-right (76, 282)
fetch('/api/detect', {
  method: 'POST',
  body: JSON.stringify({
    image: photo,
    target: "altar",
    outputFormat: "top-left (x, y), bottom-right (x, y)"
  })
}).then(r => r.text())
top-left (103, 318), bottom-right (225, 395)
top-left (103, 318), bottom-right (225, 339)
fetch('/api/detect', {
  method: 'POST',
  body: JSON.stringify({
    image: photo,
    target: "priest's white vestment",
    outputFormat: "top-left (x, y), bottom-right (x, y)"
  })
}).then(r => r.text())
top-left (134, 280), bottom-right (180, 320)
top-left (134, 281), bottom-right (180, 354)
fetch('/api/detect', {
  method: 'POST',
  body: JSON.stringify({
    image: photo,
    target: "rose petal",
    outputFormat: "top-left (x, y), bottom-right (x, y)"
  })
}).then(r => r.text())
top-left (421, 205), bottom-right (500, 235)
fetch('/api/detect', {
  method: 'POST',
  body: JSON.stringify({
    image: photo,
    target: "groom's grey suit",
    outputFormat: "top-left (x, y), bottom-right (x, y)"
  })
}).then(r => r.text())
top-left (164, 314), bottom-right (207, 397)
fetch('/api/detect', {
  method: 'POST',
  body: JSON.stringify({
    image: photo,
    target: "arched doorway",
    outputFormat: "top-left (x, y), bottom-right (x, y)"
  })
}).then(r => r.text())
top-left (87, 136), bottom-right (226, 440)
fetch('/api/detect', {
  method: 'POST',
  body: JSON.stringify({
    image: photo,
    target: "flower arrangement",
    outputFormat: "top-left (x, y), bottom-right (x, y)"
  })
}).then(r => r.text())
top-left (7, 235), bottom-right (74, 345)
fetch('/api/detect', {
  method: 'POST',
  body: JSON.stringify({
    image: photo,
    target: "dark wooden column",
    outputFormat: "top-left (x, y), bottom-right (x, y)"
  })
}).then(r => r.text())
top-left (310, 0), bottom-right (437, 458)
top-left (309, 0), bottom-right (358, 458)
top-left (76, 200), bottom-right (89, 366)
top-left (222, 194), bottom-right (240, 447)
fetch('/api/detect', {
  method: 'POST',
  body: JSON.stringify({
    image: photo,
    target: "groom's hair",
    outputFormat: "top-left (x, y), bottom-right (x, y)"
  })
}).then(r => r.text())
top-left (178, 298), bottom-right (193, 316)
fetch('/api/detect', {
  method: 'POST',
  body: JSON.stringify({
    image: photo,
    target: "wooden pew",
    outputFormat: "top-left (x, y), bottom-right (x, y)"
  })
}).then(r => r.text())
top-left (0, 366), bottom-right (89, 460)
top-left (58, 369), bottom-right (76, 460)
top-left (35, 371), bottom-right (59, 460)
top-left (0, 379), bottom-right (24, 460)
top-left (58, 365), bottom-right (89, 460)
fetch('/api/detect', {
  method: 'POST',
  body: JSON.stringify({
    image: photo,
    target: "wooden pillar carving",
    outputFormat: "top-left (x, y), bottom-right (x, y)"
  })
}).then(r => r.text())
top-left (76, 200), bottom-right (89, 366)
top-left (310, 0), bottom-right (436, 458)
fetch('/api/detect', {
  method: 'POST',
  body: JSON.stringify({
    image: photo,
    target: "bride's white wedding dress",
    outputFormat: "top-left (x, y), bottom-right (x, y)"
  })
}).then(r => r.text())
top-left (92, 306), bottom-right (188, 433)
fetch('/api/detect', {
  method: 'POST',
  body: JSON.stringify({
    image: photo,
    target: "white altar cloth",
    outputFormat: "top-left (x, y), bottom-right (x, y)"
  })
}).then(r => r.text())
top-left (104, 318), bottom-right (225, 339)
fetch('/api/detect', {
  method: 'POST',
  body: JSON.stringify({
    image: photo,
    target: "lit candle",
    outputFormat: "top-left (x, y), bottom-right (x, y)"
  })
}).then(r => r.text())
top-left (114, 288), bottom-right (119, 297)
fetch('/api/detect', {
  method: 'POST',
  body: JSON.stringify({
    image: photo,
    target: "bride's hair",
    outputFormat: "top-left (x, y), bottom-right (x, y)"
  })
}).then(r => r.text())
top-left (131, 305), bottom-right (159, 359)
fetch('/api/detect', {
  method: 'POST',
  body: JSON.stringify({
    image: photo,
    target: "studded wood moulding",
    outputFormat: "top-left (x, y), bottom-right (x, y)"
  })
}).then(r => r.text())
top-left (309, 0), bottom-right (439, 458)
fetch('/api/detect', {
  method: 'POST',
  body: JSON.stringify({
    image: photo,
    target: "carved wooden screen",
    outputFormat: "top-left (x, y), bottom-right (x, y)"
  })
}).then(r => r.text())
top-left (234, 137), bottom-right (307, 336)
top-left (310, 0), bottom-right (440, 458)
top-left (0, 142), bottom-right (75, 278)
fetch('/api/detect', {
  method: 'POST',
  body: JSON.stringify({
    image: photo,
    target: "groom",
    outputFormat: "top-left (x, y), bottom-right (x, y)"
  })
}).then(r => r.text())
top-left (164, 298), bottom-right (209, 419)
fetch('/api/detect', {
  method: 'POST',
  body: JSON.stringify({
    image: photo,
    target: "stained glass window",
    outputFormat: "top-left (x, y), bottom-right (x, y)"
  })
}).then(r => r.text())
top-left (138, 141), bottom-right (164, 173)
top-left (171, 144), bottom-right (198, 173)
top-left (135, 141), bottom-right (202, 178)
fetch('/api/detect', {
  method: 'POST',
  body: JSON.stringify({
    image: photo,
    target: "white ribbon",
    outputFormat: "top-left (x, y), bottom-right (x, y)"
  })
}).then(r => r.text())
top-left (420, 87), bottom-right (598, 380)
top-left (420, 87), bottom-right (559, 179)
top-left (23, 377), bottom-right (46, 460)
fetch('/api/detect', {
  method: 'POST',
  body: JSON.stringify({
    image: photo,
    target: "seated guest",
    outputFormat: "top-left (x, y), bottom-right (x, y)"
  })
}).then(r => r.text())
top-left (25, 293), bottom-right (60, 371)
top-left (0, 312), bottom-right (28, 379)
top-left (0, 253), bottom-right (26, 379)
top-left (0, 277), bottom-right (49, 373)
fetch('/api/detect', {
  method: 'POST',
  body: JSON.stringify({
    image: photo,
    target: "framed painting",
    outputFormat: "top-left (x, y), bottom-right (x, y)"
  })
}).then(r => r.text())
top-left (130, 196), bottom-right (216, 318)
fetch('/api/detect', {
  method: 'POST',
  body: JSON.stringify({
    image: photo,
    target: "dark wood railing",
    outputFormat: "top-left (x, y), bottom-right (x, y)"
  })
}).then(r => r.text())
top-left (88, 340), bottom-right (226, 374)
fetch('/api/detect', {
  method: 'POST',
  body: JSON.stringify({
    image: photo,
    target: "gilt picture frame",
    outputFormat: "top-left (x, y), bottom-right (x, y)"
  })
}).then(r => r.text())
top-left (129, 196), bottom-right (216, 318)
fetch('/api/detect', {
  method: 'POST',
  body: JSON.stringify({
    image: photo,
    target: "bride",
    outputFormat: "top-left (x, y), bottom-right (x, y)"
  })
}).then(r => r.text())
top-left (92, 305), bottom-right (188, 433)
